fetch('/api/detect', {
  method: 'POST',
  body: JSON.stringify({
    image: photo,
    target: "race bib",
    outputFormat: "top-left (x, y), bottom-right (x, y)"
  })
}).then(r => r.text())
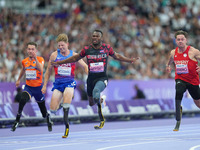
top-left (26, 70), bottom-right (37, 79)
top-left (90, 62), bottom-right (104, 72)
top-left (58, 66), bottom-right (71, 76)
top-left (176, 64), bottom-right (189, 74)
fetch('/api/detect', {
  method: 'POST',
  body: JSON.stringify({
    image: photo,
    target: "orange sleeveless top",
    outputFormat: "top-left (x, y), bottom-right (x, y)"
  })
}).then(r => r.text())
top-left (22, 56), bottom-right (44, 87)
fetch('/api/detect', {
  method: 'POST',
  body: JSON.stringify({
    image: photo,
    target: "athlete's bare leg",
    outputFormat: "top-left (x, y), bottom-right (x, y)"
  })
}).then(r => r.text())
top-left (50, 89), bottom-right (63, 114)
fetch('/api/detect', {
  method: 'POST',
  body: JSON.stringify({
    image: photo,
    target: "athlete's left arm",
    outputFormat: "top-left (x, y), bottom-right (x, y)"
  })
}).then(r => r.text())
top-left (193, 48), bottom-right (200, 73)
top-left (194, 48), bottom-right (200, 61)
top-left (112, 52), bottom-right (140, 63)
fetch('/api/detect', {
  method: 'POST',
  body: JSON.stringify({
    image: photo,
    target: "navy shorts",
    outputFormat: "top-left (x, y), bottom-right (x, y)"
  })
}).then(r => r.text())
top-left (24, 85), bottom-right (45, 102)
top-left (52, 80), bottom-right (76, 93)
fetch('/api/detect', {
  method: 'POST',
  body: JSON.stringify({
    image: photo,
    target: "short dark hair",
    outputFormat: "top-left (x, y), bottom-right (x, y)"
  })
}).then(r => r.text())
top-left (93, 29), bottom-right (103, 37)
top-left (27, 42), bottom-right (37, 48)
top-left (175, 30), bottom-right (188, 38)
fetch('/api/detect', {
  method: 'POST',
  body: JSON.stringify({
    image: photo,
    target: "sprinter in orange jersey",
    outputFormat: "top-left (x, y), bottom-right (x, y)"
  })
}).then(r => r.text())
top-left (11, 42), bottom-right (53, 132)
top-left (22, 56), bottom-right (44, 87)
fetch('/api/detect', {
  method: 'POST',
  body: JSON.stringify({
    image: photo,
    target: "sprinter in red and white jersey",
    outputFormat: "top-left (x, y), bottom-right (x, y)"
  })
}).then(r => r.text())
top-left (166, 30), bottom-right (200, 131)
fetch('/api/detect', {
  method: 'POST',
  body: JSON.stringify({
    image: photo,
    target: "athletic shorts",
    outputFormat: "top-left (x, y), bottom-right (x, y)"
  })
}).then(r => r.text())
top-left (52, 80), bottom-right (76, 93)
top-left (87, 75), bottom-right (108, 97)
top-left (176, 79), bottom-right (200, 100)
top-left (24, 85), bottom-right (45, 102)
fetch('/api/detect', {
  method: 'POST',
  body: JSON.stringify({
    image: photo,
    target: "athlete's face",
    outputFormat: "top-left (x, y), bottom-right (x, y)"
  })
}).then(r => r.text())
top-left (176, 34), bottom-right (187, 48)
top-left (58, 41), bottom-right (69, 53)
top-left (92, 32), bottom-right (102, 46)
top-left (27, 45), bottom-right (37, 58)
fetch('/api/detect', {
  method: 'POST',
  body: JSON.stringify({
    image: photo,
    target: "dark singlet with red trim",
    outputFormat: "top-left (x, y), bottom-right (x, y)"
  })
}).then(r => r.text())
top-left (79, 43), bottom-right (115, 76)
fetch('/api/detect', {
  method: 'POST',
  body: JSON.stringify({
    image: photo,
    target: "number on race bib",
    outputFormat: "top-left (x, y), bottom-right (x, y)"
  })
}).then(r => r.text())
top-left (90, 62), bottom-right (104, 73)
top-left (26, 70), bottom-right (37, 79)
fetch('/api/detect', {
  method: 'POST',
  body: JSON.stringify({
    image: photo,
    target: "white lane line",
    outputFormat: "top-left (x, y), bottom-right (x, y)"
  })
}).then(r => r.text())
top-left (189, 145), bottom-right (200, 150)
top-left (96, 139), bottom-right (180, 150)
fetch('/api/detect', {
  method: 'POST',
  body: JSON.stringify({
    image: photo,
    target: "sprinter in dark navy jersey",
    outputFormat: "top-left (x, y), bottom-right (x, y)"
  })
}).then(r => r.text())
top-left (51, 30), bottom-right (139, 129)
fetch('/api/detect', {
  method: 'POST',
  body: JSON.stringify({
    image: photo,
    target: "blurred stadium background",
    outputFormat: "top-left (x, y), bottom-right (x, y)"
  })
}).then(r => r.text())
top-left (1, 0), bottom-right (200, 128)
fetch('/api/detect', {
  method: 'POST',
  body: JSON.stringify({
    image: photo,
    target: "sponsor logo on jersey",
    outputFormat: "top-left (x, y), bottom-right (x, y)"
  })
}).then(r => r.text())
top-left (174, 60), bottom-right (189, 65)
top-left (100, 50), bottom-right (104, 53)
top-left (87, 54), bottom-right (107, 59)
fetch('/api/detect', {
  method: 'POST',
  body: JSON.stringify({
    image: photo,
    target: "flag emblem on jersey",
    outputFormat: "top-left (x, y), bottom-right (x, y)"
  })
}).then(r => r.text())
top-left (100, 50), bottom-right (104, 53)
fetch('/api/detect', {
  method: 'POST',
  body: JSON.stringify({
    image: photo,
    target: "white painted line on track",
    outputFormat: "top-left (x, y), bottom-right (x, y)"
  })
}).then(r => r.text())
top-left (189, 145), bottom-right (200, 150)
top-left (96, 139), bottom-right (181, 150)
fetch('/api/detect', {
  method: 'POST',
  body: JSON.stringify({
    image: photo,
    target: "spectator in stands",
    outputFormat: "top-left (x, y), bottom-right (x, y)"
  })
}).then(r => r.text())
top-left (132, 84), bottom-right (146, 100)
top-left (1, 0), bottom-right (200, 82)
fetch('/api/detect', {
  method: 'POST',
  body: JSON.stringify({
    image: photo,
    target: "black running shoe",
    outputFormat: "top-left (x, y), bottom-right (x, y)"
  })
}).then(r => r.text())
top-left (46, 114), bottom-right (53, 132)
top-left (62, 124), bottom-right (69, 138)
top-left (11, 121), bottom-right (19, 132)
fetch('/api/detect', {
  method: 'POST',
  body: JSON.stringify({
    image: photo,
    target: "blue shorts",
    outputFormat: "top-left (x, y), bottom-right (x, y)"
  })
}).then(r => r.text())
top-left (24, 85), bottom-right (45, 102)
top-left (52, 80), bottom-right (76, 93)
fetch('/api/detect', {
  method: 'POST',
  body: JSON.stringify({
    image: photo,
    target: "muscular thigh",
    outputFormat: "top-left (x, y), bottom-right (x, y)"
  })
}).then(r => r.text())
top-left (187, 84), bottom-right (200, 100)
top-left (87, 76), bottom-right (108, 97)
top-left (63, 87), bottom-right (74, 103)
top-left (50, 89), bottom-right (63, 110)
top-left (87, 79), bottom-right (94, 97)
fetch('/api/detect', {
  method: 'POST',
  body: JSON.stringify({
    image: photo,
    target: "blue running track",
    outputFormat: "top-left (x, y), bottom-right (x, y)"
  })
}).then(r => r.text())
top-left (0, 117), bottom-right (200, 150)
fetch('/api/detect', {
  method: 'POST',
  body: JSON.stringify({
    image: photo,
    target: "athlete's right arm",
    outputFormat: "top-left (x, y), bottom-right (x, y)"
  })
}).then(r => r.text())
top-left (51, 54), bottom-right (82, 66)
top-left (166, 49), bottom-right (175, 73)
top-left (16, 67), bottom-right (25, 87)
top-left (42, 52), bottom-right (56, 94)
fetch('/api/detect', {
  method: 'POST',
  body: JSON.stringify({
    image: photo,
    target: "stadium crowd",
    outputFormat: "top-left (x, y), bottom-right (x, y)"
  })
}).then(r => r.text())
top-left (1, 0), bottom-right (200, 82)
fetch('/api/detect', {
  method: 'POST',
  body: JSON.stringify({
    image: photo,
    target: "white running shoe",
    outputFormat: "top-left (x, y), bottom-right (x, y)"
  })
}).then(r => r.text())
top-left (101, 95), bottom-right (106, 108)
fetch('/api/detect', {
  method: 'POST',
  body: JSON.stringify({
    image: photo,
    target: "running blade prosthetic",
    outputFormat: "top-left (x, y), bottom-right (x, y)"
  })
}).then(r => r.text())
top-left (11, 121), bottom-right (19, 132)
top-left (173, 106), bottom-right (182, 131)
top-left (94, 121), bottom-right (105, 129)
top-left (47, 114), bottom-right (53, 132)
top-left (62, 125), bottom-right (69, 138)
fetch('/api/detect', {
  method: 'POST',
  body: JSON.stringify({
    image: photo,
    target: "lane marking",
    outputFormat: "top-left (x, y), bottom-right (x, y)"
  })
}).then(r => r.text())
top-left (96, 139), bottom-right (181, 150)
top-left (190, 145), bottom-right (200, 150)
